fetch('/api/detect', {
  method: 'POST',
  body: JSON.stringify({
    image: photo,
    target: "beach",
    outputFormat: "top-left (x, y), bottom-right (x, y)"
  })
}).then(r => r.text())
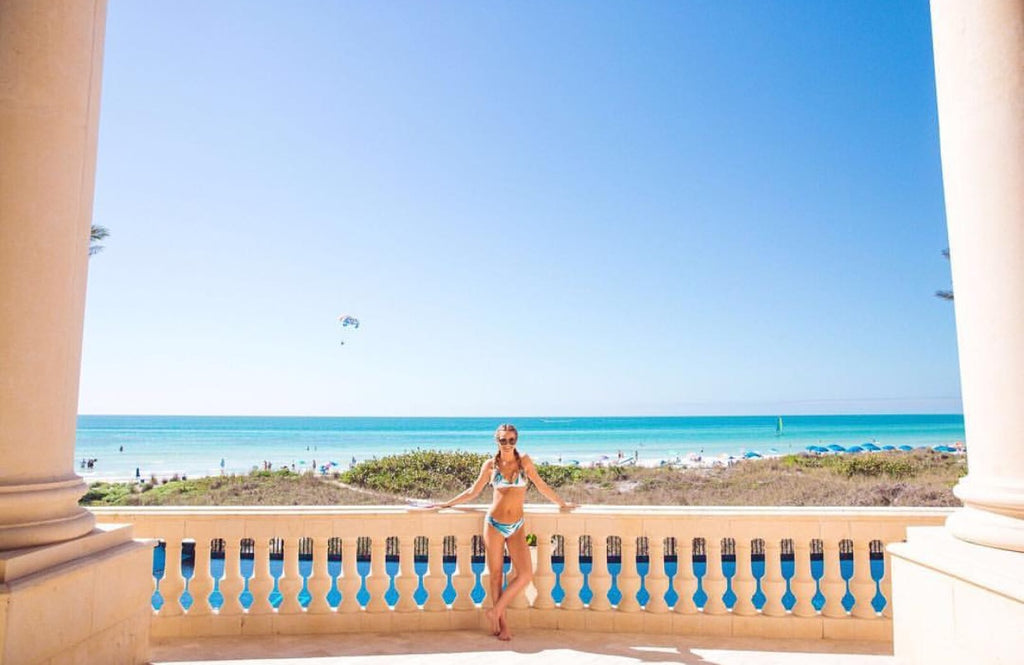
top-left (75, 414), bottom-right (966, 483)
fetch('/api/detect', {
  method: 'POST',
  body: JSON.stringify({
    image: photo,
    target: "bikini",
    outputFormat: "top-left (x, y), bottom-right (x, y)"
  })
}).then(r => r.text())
top-left (486, 463), bottom-right (529, 537)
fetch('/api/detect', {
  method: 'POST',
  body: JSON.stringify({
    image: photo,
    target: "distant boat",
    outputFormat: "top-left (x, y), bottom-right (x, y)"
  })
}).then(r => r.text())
top-left (775, 416), bottom-right (784, 436)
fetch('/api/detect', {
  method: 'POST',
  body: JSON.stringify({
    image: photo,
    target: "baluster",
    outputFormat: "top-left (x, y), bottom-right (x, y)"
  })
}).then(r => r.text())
top-left (249, 538), bottom-right (275, 614)
top-left (365, 537), bottom-right (389, 612)
top-left (791, 539), bottom-right (816, 617)
top-left (867, 539), bottom-right (889, 617)
top-left (587, 533), bottom-right (612, 611)
top-left (702, 537), bottom-right (727, 614)
top-left (279, 537), bottom-right (303, 614)
top-left (761, 538), bottom-right (787, 616)
top-left (645, 535), bottom-right (670, 613)
top-left (423, 536), bottom-right (447, 612)
top-left (732, 538), bottom-right (757, 616)
top-left (531, 532), bottom-right (556, 609)
top-left (820, 539), bottom-right (846, 618)
top-left (559, 531), bottom-right (584, 611)
top-left (617, 535), bottom-right (642, 612)
top-left (720, 538), bottom-right (738, 611)
top-left (673, 535), bottom-right (698, 615)
top-left (307, 537), bottom-right (332, 614)
top-left (879, 538), bottom-right (894, 619)
top-left (395, 537), bottom-right (418, 612)
top-left (338, 538), bottom-right (361, 614)
top-left (218, 539), bottom-right (244, 616)
top-left (162, 539), bottom-right (185, 616)
top-left (850, 540), bottom-right (876, 618)
top-left (451, 534), bottom-right (477, 611)
top-left (189, 538), bottom-right (214, 616)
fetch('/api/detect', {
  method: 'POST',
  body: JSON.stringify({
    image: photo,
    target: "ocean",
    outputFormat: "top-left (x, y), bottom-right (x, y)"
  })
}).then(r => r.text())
top-left (74, 414), bottom-right (966, 482)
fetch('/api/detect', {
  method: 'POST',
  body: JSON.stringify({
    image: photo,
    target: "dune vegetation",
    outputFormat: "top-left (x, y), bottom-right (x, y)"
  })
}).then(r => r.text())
top-left (80, 448), bottom-right (964, 508)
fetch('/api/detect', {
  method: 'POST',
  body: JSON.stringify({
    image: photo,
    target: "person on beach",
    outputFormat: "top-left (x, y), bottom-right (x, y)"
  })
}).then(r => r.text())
top-left (431, 423), bottom-right (575, 641)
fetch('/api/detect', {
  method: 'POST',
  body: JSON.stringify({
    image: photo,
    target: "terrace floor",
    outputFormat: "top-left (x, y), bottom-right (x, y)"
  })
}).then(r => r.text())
top-left (151, 630), bottom-right (898, 664)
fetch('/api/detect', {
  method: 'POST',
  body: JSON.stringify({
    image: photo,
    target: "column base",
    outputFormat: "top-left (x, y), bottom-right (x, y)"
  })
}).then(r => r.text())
top-left (0, 524), bottom-right (153, 665)
top-left (888, 526), bottom-right (1024, 665)
top-left (946, 505), bottom-right (1024, 553)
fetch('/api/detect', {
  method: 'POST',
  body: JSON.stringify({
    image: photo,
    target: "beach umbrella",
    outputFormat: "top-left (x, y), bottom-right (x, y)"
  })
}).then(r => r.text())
top-left (882, 445), bottom-right (897, 451)
top-left (861, 443), bottom-right (881, 451)
top-left (828, 444), bottom-right (847, 452)
top-left (846, 445), bottom-right (864, 454)
top-left (898, 445), bottom-right (914, 452)
top-left (743, 450), bottom-right (762, 459)
top-left (934, 445), bottom-right (957, 453)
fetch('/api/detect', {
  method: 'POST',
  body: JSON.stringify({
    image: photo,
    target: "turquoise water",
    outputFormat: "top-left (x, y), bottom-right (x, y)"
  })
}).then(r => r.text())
top-left (75, 414), bottom-right (965, 481)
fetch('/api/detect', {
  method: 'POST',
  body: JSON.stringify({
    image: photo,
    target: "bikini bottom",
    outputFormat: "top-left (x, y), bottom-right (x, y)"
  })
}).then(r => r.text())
top-left (485, 514), bottom-right (525, 538)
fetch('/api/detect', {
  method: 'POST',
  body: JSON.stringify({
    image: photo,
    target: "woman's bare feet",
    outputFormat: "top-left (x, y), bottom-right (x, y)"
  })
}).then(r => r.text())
top-left (497, 616), bottom-right (512, 641)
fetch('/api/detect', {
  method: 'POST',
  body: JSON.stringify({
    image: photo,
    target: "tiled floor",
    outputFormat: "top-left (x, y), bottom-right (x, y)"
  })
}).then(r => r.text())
top-left (151, 630), bottom-right (898, 664)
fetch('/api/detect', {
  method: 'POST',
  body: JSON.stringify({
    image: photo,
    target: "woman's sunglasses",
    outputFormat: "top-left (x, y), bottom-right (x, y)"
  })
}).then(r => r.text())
top-left (497, 437), bottom-right (517, 445)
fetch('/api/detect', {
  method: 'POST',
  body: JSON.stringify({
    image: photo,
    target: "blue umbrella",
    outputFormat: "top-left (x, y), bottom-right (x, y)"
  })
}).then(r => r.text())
top-left (882, 445), bottom-right (897, 451)
top-left (898, 445), bottom-right (914, 452)
top-left (743, 450), bottom-right (762, 459)
top-left (828, 444), bottom-right (847, 452)
top-left (846, 445), bottom-right (865, 454)
top-left (934, 445), bottom-right (957, 453)
top-left (861, 442), bottom-right (881, 451)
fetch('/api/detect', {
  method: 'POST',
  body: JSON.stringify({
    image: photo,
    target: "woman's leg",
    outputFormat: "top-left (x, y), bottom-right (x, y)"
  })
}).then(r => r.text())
top-left (492, 527), bottom-right (533, 640)
top-left (483, 521), bottom-right (506, 635)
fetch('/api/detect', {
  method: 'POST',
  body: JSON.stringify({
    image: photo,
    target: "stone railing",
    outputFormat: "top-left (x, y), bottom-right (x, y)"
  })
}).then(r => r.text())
top-left (91, 505), bottom-right (950, 641)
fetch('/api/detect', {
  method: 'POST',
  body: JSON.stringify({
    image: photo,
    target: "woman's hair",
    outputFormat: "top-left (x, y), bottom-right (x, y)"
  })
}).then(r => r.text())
top-left (494, 423), bottom-right (518, 440)
top-left (493, 423), bottom-right (521, 468)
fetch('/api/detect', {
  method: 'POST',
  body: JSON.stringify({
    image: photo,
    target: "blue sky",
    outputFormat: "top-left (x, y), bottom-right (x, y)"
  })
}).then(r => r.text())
top-left (80, 0), bottom-right (960, 417)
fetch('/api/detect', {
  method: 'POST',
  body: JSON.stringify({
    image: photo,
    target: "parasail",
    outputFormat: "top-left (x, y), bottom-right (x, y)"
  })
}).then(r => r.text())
top-left (337, 315), bottom-right (360, 345)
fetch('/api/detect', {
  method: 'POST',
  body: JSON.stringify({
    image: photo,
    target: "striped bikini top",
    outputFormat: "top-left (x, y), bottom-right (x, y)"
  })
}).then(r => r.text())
top-left (491, 462), bottom-right (529, 489)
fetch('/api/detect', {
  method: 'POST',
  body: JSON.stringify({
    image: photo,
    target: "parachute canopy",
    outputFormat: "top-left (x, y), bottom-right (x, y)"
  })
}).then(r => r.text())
top-left (337, 314), bottom-right (359, 346)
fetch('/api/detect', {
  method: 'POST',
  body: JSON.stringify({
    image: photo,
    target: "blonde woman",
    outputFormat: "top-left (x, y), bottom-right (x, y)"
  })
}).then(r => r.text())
top-left (433, 423), bottom-right (575, 640)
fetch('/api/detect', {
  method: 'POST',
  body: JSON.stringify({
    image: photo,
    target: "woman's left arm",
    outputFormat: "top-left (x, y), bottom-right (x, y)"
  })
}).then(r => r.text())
top-left (522, 455), bottom-right (575, 510)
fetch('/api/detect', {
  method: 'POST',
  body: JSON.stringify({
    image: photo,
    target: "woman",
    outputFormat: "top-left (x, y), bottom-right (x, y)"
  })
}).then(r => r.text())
top-left (432, 423), bottom-right (574, 640)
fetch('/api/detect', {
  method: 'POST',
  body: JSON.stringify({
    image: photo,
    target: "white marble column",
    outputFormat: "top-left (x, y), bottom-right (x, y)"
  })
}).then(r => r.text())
top-left (931, 0), bottom-right (1024, 553)
top-left (888, 4), bottom-right (1024, 663)
top-left (0, 1), bottom-right (106, 550)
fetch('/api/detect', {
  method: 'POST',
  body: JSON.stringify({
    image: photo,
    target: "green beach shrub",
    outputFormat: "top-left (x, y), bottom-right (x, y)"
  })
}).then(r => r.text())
top-left (341, 449), bottom-right (490, 496)
top-left (781, 452), bottom-right (916, 479)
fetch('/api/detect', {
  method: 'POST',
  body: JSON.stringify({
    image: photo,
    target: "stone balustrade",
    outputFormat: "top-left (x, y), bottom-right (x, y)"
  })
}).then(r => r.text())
top-left (91, 505), bottom-right (949, 642)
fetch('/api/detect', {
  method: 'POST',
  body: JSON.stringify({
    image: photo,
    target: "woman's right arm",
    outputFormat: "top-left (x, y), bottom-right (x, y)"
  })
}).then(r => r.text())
top-left (434, 459), bottom-right (492, 509)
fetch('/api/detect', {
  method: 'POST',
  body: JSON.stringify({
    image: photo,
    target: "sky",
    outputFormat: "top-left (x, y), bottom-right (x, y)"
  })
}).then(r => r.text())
top-left (79, 0), bottom-right (960, 417)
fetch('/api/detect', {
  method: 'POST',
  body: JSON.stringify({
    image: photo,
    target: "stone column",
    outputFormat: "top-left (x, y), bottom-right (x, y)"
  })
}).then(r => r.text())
top-left (931, 0), bottom-right (1024, 553)
top-left (888, 3), bottom-right (1024, 663)
top-left (0, 5), bottom-right (155, 664)
top-left (0, 0), bottom-right (106, 551)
